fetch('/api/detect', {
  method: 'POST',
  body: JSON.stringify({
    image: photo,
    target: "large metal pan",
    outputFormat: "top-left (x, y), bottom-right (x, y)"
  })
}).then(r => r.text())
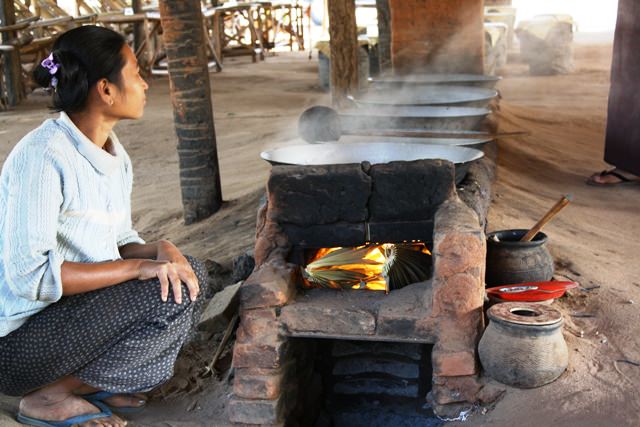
top-left (354, 85), bottom-right (498, 108)
top-left (369, 73), bottom-right (502, 89)
top-left (340, 105), bottom-right (491, 132)
top-left (260, 142), bottom-right (484, 184)
top-left (341, 135), bottom-right (493, 151)
top-left (298, 105), bottom-right (491, 142)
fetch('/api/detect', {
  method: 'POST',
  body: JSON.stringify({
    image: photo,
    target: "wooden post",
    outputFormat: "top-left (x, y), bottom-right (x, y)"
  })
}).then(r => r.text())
top-left (158, 0), bottom-right (223, 224)
top-left (375, 0), bottom-right (391, 73)
top-left (0, 0), bottom-right (23, 107)
top-left (131, 0), bottom-right (145, 56)
top-left (327, 0), bottom-right (358, 108)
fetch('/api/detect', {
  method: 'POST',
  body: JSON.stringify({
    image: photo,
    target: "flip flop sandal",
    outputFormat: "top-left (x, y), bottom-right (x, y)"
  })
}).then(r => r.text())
top-left (16, 400), bottom-right (112, 427)
top-left (586, 168), bottom-right (639, 187)
top-left (82, 390), bottom-right (147, 414)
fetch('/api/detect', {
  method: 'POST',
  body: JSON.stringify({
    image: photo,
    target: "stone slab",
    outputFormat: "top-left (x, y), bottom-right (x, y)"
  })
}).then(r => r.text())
top-left (198, 282), bottom-right (241, 333)
top-left (280, 304), bottom-right (376, 336)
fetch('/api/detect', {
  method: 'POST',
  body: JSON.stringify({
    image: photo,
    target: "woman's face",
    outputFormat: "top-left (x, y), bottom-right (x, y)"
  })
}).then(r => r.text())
top-left (111, 45), bottom-right (148, 119)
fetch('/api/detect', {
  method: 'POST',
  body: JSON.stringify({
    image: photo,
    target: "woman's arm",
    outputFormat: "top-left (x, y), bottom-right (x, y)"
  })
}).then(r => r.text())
top-left (60, 258), bottom-right (143, 295)
top-left (61, 250), bottom-right (200, 304)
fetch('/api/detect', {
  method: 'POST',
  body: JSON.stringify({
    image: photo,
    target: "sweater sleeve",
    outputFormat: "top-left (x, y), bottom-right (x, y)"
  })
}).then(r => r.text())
top-left (2, 145), bottom-right (64, 302)
top-left (116, 150), bottom-right (145, 248)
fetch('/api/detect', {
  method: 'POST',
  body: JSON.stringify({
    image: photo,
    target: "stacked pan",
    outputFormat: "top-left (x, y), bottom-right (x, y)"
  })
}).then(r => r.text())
top-left (262, 74), bottom-right (500, 184)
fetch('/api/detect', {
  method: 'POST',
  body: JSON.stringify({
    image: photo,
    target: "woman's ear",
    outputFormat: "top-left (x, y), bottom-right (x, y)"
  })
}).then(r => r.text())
top-left (96, 78), bottom-right (115, 106)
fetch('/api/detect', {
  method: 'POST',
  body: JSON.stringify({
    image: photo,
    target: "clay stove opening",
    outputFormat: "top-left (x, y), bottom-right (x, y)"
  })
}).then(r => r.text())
top-left (291, 242), bottom-right (432, 293)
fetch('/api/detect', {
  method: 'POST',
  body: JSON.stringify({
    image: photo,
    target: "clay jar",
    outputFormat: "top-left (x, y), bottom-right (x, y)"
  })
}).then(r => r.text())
top-left (478, 302), bottom-right (568, 388)
top-left (485, 229), bottom-right (554, 286)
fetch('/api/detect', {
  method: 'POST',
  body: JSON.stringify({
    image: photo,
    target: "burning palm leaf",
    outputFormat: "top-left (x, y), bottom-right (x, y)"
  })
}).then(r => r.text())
top-left (382, 244), bottom-right (432, 291)
top-left (303, 244), bottom-right (431, 292)
top-left (303, 246), bottom-right (385, 290)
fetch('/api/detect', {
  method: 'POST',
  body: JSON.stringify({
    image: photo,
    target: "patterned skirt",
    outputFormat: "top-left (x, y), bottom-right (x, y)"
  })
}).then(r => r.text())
top-left (0, 256), bottom-right (208, 396)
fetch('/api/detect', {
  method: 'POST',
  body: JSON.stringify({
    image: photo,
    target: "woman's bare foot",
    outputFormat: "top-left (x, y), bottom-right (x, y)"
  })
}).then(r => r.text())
top-left (91, 393), bottom-right (147, 409)
top-left (587, 168), bottom-right (639, 186)
top-left (74, 384), bottom-right (147, 410)
top-left (19, 393), bottom-right (126, 426)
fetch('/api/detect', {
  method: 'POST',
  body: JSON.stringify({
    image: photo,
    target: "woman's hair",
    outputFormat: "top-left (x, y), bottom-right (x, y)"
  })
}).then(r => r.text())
top-left (33, 25), bottom-right (126, 113)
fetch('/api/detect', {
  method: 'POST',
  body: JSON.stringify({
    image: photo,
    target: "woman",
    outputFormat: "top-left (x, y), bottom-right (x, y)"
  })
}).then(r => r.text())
top-left (587, 0), bottom-right (640, 186)
top-left (0, 26), bottom-right (207, 427)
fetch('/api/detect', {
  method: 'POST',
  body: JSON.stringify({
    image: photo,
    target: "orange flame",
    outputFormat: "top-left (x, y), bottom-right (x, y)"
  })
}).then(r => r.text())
top-left (303, 243), bottom-right (430, 292)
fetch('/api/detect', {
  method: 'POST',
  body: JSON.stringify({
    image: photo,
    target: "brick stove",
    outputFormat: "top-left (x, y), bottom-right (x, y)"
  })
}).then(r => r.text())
top-left (228, 157), bottom-right (491, 425)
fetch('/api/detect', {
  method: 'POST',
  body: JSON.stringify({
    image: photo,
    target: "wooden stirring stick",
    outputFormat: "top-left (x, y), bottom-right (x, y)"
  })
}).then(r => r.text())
top-left (521, 194), bottom-right (573, 242)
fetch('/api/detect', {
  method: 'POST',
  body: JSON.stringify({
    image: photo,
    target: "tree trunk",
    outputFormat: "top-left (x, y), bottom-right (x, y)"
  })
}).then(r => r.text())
top-left (158, 0), bottom-right (223, 224)
top-left (375, 0), bottom-right (391, 73)
top-left (1, 0), bottom-right (24, 107)
top-left (327, 0), bottom-right (358, 108)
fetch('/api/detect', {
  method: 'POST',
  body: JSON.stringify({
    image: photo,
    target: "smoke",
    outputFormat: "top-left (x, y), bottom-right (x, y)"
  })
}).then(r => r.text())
top-left (512, 0), bottom-right (618, 32)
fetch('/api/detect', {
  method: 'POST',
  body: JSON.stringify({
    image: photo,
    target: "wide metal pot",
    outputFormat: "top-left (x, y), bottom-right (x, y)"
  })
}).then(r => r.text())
top-left (340, 135), bottom-right (493, 151)
top-left (354, 85), bottom-right (499, 108)
top-left (369, 73), bottom-right (503, 89)
top-left (260, 142), bottom-right (484, 184)
top-left (339, 105), bottom-right (491, 132)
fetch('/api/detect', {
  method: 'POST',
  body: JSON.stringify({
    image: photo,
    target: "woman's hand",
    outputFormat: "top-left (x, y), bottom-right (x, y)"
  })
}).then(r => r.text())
top-left (120, 240), bottom-right (199, 303)
top-left (137, 240), bottom-right (199, 304)
top-left (137, 258), bottom-right (199, 304)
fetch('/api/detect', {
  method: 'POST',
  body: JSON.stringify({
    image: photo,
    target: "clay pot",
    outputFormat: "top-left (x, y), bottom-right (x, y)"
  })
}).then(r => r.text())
top-left (485, 229), bottom-right (554, 286)
top-left (478, 302), bottom-right (568, 388)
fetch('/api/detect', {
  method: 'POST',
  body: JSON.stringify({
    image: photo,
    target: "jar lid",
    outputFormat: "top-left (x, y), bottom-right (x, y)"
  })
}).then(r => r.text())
top-left (487, 302), bottom-right (563, 326)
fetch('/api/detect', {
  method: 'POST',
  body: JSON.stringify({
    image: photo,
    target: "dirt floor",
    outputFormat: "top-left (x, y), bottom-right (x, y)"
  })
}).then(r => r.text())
top-left (1, 33), bottom-right (640, 426)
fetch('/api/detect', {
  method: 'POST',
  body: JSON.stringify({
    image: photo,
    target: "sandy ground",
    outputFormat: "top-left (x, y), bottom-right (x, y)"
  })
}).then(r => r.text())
top-left (1, 33), bottom-right (640, 426)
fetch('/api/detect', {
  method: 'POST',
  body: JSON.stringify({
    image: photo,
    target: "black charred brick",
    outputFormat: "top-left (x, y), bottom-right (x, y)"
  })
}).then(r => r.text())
top-left (283, 223), bottom-right (366, 248)
top-left (369, 160), bottom-right (454, 222)
top-left (368, 220), bottom-right (434, 244)
top-left (268, 164), bottom-right (371, 225)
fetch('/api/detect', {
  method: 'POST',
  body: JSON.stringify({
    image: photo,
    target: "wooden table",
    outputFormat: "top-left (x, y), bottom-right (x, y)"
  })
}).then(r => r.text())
top-left (214, 2), bottom-right (264, 62)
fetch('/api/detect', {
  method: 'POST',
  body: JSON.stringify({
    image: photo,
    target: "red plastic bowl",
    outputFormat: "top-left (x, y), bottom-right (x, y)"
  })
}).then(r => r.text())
top-left (485, 281), bottom-right (578, 302)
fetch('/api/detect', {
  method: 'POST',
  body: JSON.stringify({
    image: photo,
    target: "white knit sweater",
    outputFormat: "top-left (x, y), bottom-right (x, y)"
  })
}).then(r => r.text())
top-left (0, 112), bottom-right (144, 337)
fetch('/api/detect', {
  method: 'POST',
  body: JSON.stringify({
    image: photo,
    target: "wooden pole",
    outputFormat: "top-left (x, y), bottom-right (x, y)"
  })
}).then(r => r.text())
top-left (0, 0), bottom-right (23, 107)
top-left (158, 0), bottom-right (223, 224)
top-left (327, 0), bottom-right (358, 108)
top-left (131, 0), bottom-right (145, 56)
top-left (375, 0), bottom-right (391, 73)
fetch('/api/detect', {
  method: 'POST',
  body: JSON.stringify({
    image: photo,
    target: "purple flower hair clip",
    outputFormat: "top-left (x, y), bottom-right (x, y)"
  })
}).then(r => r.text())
top-left (41, 53), bottom-right (59, 89)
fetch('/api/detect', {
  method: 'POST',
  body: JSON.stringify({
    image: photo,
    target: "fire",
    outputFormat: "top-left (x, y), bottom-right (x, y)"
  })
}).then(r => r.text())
top-left (302, 243), bottom-right (431, 292)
